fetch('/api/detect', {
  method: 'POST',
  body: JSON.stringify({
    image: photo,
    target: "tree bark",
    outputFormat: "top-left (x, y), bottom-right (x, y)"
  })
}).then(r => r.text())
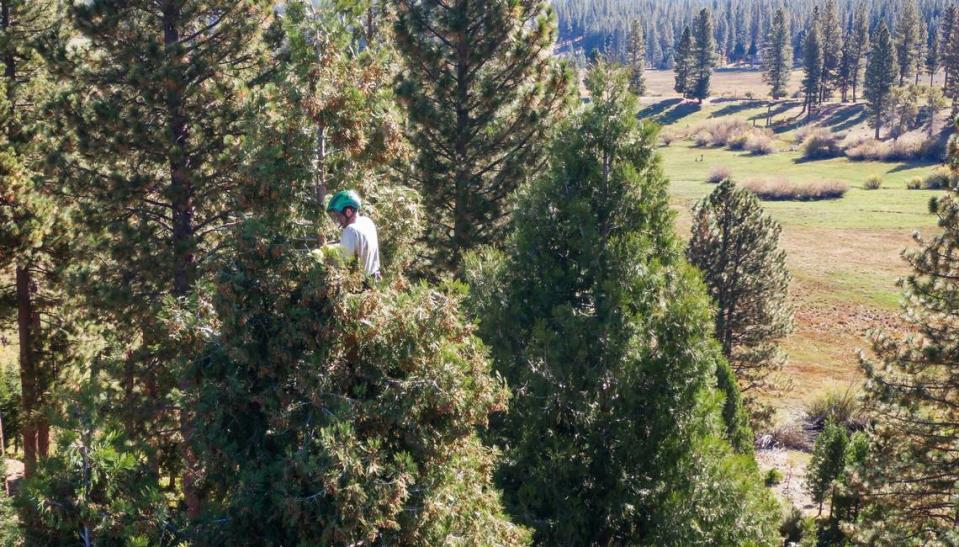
top-left (162, 0), bottom-right (200, 518)
top-left (452, 3), bottom-right (472, 271)
top-left (16, 267), bottom-right (40, 478)
top-left (875, 104), bottom-right (882, 139)
top-left (2, 0), bottom-right (46, 477)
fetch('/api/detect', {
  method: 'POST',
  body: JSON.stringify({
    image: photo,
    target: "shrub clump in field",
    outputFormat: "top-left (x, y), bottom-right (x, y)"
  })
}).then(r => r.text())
top-left (744, 133), bottom-right (776, 155)
top-left (692, 130), bottom-right (712, 147)
top-left (691, 119), bottom-right (772, 151)
top-left (846, 134), bottom-right (943, 162)
top-left (906, 176), bottom-right (923, 189)
top-left (764, 468), bottom-right (784, 487)
top-left (800, 128), bottom-right (842, 159)
top-left (863, 174), bottom-right (882, 189)
top-left (922, 167), bottom-right (953, 189)
top-left (707, 165), bottom-right (732, 183)
top-left (742, 178), bottom-right (848, 201)
top-left (702, 119), bottom-right (752, 147)
top-left (803, 388), bottom-right (865, 431)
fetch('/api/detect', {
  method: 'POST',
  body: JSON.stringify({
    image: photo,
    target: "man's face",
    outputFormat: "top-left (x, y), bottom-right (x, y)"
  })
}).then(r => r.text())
top-left (328, 208), bottom-right (354, 228)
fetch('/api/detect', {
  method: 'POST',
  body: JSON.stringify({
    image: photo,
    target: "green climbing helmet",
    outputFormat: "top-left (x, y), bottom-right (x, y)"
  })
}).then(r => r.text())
top-left (327, 190), bottom-right (362, 214)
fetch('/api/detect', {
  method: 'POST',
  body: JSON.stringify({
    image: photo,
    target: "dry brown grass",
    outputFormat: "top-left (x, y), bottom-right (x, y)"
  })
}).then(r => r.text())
top-left (643, 68), bottom-right (805, 98)
top-left (742, 177), bottom-right (848, 201)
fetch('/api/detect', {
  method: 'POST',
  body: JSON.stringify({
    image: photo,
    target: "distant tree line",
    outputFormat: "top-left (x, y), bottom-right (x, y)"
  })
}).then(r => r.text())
top-left (554, 0), bottom-right (953, 70)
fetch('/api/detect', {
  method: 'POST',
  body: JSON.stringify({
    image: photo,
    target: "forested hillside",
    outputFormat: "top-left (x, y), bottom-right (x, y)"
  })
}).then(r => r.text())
top-left (554, 0), bottom-right (949, 68)
top-left (1, 0), bottom-right (958, 545)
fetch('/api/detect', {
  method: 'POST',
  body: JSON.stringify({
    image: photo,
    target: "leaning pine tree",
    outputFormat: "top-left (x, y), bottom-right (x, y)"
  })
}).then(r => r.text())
top-left (687, 180), bottom-right (793, 426)
top-left (394, 0), bottom-right (570, 274)
top-left (468, 62), bottom-right (778, 546)
top-left (848, 119), bottom-right (959, 544)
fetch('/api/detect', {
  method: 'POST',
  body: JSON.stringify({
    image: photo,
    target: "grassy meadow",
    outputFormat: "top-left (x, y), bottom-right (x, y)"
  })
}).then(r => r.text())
top-left (644, 69), bottom-right (945, 415)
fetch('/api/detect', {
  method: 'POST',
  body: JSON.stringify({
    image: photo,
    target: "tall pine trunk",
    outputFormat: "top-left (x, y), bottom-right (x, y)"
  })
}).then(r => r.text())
top-left (162, 1), bottom-right (200, 518)
top-left (453, 20), bottom-right (471, 268)
top-left (875, 101), bottom-right (882, 138)
top-left (6, 0), bottom-right (49, 478)
top-left (16, 267), bottom-right (42, 477)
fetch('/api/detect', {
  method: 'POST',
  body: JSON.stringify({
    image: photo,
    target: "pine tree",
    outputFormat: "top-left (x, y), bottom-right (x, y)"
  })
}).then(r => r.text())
top-left (945, 8), bottom-right (959, 112)
top-left (674, 26), bottom-right (694, 97)
top-left (468, 61), bottom-right (778, 546)
top-left (927, 21), bottom-right (940, 86)
top-left (896, 0), bottom-right (921, 86)
top-left (864, 22), bottom-right (898, 139)
top-left (801, 8), bottom-right (823, 117)
top-left (761, 9), bottom-right (791, 100)
top-left (849, 118), bottom-right (959, 543)
top-left (626, 19), bottom-right (646, 95)
top-left (49, 0), bottom-right (277, 517)
top-left (687, 180), bottom-right (793, 425)
top-left (883, 84), bottom-right (921, 139)
top-left (278, 0), bottom-right (420, 274)
top-left (915, 20), bottom-right (928, 85)
top-left (849, 2), bottom-right (870, 102)
top-left (394, 0), bottom-right (570, 274)
top-left (186, 202), bottom-right (526, 542)
top-left (0, 0), bottom-right (67, 480)
top-left (805, 420), bottom-right (849, 516)
top-left (690, 8), bottom-right (716, 104)
top-left (820, 0), bottom-right (843, 102)
top-left (927, 85), bottom-right (947, 136)
top-left (839, 21), bottom-right (854, 102)
top-left (942, 6), bottom-right (958, 93)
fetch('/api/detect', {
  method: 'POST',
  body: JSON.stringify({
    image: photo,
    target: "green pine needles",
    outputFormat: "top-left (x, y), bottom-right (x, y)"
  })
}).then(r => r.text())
top-left (687, 180), bottom-right (793, 426)
top-left (394, 0), bottom-right (571, 274)
top-left (468, 62), bottom-right (778, 545)
top-left (847, 119), bottom-right (959, 544)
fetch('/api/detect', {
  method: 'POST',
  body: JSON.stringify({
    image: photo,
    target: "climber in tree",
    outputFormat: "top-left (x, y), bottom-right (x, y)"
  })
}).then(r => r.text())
top-left (326, 190), bottom-right (381, 278)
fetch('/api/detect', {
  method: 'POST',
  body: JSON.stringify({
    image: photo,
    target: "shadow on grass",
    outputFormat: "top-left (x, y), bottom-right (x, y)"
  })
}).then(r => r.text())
top-left (638, 98), bottom-right (682, 120)
top-left (885, 160), bottom-right (940, 174)
top-left (710, 100), bottom-right (764, 118)
top-left (658, 102), bottom-right (702, 125)
top-left (638, 98), bottom-right (702, 125)
top-left (819, 104), bottom-right (868, 132)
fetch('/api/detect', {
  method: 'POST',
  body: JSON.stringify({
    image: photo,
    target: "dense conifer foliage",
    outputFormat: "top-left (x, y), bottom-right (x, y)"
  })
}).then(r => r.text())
top-left (761, 9), bottom-right (792, 99)
top-left (2, 0), bottom-right (891, 544)
top-left (865, 22), bottom-right (899, 137)
top-left (848, 119), bottom-right (959, 544)
top-left (186, 215), bottom-right (525, 544)
top-left (468, 63), bottom-right (777, 545)
top-left (394, 0), bottom-right (571, 274)
top-left (0, 0), bottom-right (67, 482)
top-left (687, 180), bottom-right (793, 425)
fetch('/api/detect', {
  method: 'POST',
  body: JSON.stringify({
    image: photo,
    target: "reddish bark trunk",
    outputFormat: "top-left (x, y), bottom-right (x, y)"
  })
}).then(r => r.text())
top-left (162, 0), bottom-right (200, 518)
top-left (16, 267), bottom-right (40, 478)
